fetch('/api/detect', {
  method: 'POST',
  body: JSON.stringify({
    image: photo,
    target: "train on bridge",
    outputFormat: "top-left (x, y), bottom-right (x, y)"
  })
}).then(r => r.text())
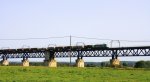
top-left (0, 44), bottom-right (150, 67)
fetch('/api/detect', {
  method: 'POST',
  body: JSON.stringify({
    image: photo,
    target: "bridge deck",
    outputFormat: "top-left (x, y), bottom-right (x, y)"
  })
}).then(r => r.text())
top-left (0, 46), bottom-right (150, 58)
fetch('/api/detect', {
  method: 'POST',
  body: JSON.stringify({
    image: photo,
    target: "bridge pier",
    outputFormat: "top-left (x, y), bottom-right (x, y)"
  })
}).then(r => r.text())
top-left (110, 58), bottom-right (120, 67)
top-left (47, 59), bottom-right (57, 67)
top-left (44, 59), bottom-right (57, 67)
top-left (22, 55), bottom-right (29, 66)
top-left (1, 55), bottom-right (9, 66)
top-left (76, 51), bottom-right (84, 67)
top-left (44, 51), bottom-right (57, 67)
top-left (22, 59), bottom-right (29, 66)
top-left (76, 58), bottom-right (84, 67)
top-left (110, 51), bottom-right (120, 67)
top-left (1, 60), bottom-right (9, 66)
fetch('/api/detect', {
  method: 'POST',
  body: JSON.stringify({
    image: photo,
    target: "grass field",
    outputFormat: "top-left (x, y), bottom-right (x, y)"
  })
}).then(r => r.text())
top-left (0, 66), bottom-right (149, 82)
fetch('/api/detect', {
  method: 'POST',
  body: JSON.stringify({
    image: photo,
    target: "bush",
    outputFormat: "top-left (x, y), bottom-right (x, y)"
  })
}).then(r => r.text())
top-left (134, 61), bottom-right (150, 68)
top-left (122, 62), bottom-right (128, 67)
top-left (86, 64), bottom-right (97, 67)
top-left (101, 62), bottom-right (110, 67)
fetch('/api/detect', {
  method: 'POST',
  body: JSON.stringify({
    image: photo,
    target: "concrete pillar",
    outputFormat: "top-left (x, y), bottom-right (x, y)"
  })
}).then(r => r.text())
top-left (76, 58), bottom-right (84, 67)
top-left (1, 60), bottom-right (9, 66)
top-left (110, 58), bottom-right (120, 67)
top-left (22, 59), bottom-right (29, 67)
top-left (48, 59), bottom-right (57, 67)
top-left (1, 55), bottom-right (9, 66)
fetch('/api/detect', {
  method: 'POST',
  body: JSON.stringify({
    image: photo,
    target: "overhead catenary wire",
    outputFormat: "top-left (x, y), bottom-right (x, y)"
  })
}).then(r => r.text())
top-left (71, 36), bottom-right (112, 41)
top-left (0, 35), bottom-right (150, 43)
top-left (0, 36), bottom-right (69, 41)
top-left (72, 36), bottom-right (150, 43)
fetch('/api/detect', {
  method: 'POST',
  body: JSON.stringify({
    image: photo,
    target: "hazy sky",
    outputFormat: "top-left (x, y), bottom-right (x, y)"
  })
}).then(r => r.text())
top-left (0, 0), bottom-right (150, 62)
top-left (0, 0), bottom-right (150, 47)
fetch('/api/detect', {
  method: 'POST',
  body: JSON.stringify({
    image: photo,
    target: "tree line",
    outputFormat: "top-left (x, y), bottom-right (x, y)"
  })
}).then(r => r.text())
top-left (0, 61), bottom-right (150, 68)
top-left (86, 61), bottom-right (150, 68)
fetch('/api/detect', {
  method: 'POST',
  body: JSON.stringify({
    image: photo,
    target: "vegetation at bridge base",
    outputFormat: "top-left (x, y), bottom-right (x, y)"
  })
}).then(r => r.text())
top-left (0, 66), bottom-right (149, 82)
top-left (134, 61), bottom-right (150, 68)
top-left (1, 60), bottom-right (150, 68)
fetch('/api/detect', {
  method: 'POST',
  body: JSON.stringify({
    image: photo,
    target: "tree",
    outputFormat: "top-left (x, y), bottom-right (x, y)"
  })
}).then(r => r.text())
top-left (134, 61), bottom-right (146, 68)
top-left (122, 62), bottom-right (128, 67)
top-left (145, 61), bottom-right (150, 68)
top-left (101, 62), bottom-right (106, 67)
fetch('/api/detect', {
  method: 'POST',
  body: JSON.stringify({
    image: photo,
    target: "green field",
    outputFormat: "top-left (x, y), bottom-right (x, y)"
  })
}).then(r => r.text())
top-left (0, 66), bottom-right (149, 82)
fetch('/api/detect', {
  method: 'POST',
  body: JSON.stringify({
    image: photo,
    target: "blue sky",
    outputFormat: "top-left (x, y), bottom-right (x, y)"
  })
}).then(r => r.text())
top-left (0, 0), bottom-right (150, 40)
top-left (0, 0), bottom-right (150, 61)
